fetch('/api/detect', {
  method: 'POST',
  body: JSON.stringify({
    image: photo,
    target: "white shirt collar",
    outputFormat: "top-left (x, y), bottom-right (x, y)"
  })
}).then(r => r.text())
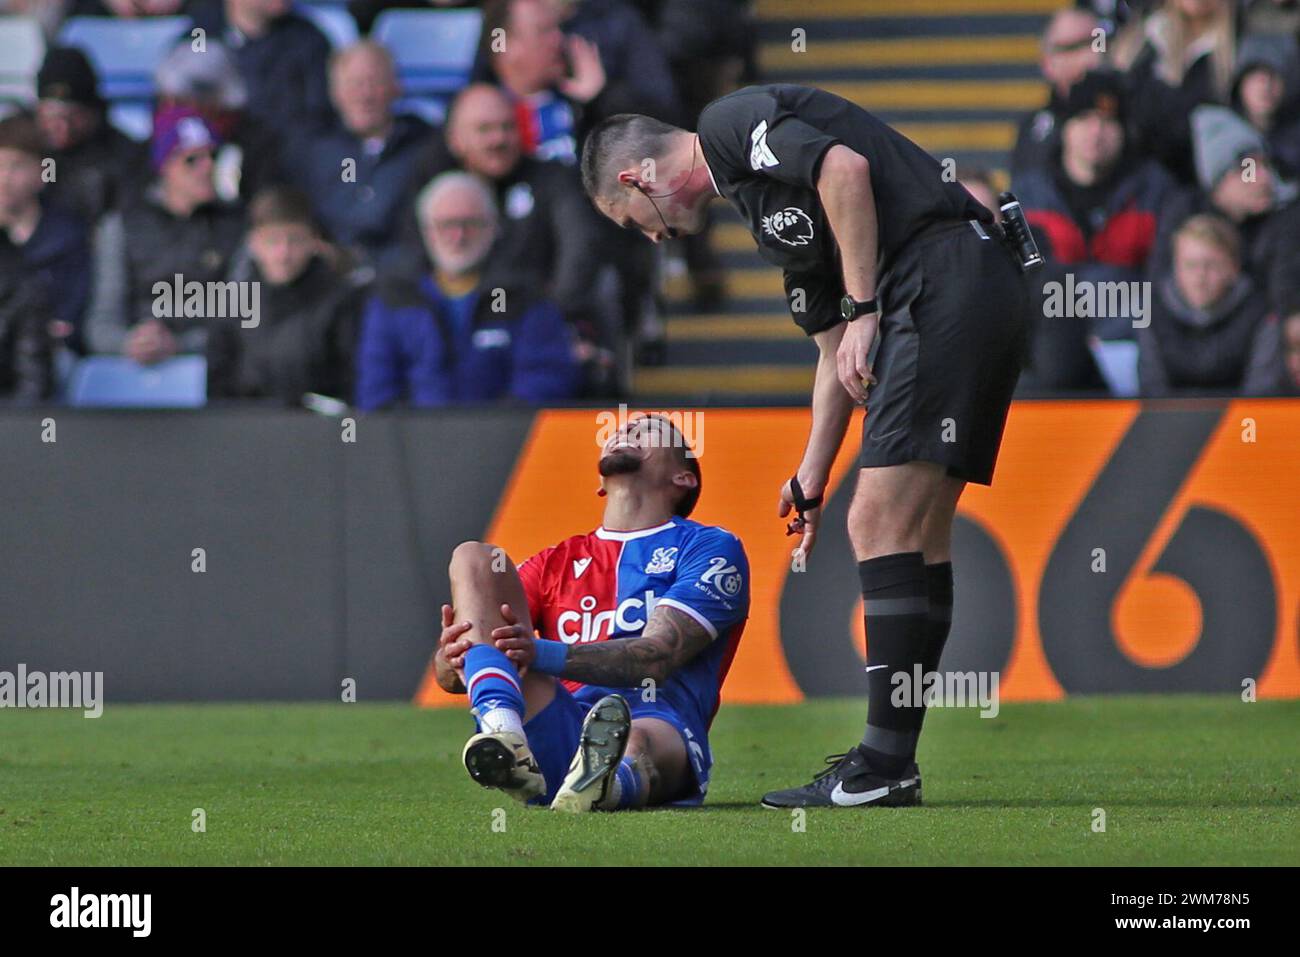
top-left (703, 154), bottom-right (720, 196)
top-left (595, 520), bottom-right (677, 541)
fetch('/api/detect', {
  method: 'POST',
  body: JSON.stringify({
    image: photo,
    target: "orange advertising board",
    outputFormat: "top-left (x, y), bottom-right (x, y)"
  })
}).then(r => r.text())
top-left (417, 401), bottom-right (1300, 706)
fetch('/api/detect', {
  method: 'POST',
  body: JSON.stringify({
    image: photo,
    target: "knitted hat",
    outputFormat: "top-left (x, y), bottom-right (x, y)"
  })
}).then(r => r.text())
top-left (1190, 105), bottom-right (1267, 191)
top-left (37, 46), bottom-right (104, 109)
top-left (1058, 70), bottom-right (1128, 125)
top-left (151, 106), bottom-right (221, 171)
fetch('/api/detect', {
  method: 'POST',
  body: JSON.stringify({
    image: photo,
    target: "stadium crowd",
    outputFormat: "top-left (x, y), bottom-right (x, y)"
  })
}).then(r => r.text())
top-left (0, 0), bottom-right (1296, 406)
top-left (1014, 0), bottom-right (1300, 396)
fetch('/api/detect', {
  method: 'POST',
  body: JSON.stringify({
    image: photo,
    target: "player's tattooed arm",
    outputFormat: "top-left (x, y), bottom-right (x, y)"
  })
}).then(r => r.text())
top-left (561, 605), bottom-right (713, 687)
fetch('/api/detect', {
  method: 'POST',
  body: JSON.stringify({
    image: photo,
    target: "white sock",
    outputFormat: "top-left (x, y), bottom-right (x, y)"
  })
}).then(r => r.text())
top-left (478, 705), bottom-right (525, 738)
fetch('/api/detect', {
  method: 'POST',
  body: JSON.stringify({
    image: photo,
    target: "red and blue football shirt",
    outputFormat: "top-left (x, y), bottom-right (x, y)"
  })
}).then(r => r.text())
top-left (516, 516), bottom-right (749, 754)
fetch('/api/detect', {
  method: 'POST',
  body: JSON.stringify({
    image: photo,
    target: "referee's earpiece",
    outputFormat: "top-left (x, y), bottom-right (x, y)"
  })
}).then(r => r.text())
top-left (632, 179), bottom-right (679, 240)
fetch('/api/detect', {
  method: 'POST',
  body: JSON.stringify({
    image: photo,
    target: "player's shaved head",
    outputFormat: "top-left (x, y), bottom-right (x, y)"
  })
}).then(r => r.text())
top-left (580, 113), bottom-right (681, 205)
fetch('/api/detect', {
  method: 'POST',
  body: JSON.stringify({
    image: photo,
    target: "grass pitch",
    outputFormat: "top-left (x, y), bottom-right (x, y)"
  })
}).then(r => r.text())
top-left (2, 696), bottom-right (1297, 866)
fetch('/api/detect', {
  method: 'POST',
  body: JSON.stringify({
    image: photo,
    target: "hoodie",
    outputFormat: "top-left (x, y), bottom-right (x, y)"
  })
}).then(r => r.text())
top-left (1138, 273), bottom-right (1281, 395)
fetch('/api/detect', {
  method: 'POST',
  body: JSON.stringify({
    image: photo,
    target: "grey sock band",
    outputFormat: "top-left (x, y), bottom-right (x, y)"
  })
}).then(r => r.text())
top-left (861, 724), bottom-right (920, 757)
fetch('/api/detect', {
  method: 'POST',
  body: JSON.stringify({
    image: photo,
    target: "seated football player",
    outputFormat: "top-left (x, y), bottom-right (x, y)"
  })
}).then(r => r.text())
top-left (433, 414), bottom-right (749, 811)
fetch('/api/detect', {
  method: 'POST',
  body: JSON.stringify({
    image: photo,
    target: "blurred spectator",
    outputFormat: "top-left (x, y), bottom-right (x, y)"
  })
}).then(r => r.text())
top-left (555, 0), bottom-right (680, 123)
top-left (1153, 105), bottom-right (1300, 312)
top-left (644, 0), bottom-right (753, 311)
top-left (0, 231), bottom-right (52, 402)
top-left (154, 39), bottom-right (286, 202)
top-left (0, 114), bottom-right (92, 354)
top-left (477, 0), bottom-right (667, 371)
top-left (475, 0), bottom-right (677, 162)
top-left (35, 47), bottom-right (148, 225)
top-left (406, 84), bottom-right (610, 383)
top-left (959, 169), bottom-right (1004, 222)
top-left (355, 171), bottom-right (580, 409)
top-left (1138, 213), bottom-right (1280, 394)
top-left (1012, 7), bottom-right (1106, 179)
top-left (1016, 70), bottom-right (1174, 391)
top-left (650, 0), bottom-right (755, 124)
top-left (476, 0), bottom-right (583, 163)
top-left (188, 0), bottom-right (334, 138)
top-left (86, 108), bottom-right (245, 361)
top-left (1239, 0), bottom-right (1300, 39)
top-left (1114, 0), bottom-right (1239, 182)
top-left (1072, 0), bottom-right (1146, 37)
top-left (1230, 33), bottom-right (1300, 178)
top-left (207, 187), bottom-right (365, 403)
top-left (298, 41), bottom-right (433, 268)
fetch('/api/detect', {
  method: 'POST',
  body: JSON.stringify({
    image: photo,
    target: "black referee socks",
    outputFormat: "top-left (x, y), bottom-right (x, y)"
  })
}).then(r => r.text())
top-left (922, 561), bottom-right (954, 675)
top-left (918, 561), bottom-right (954, 734)
top-left (858, 551), bottom-right (929, 777)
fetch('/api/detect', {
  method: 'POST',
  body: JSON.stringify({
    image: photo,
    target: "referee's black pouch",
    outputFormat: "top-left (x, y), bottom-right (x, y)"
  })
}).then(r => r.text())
top-left (994, 191), bottom-right (1044, 272)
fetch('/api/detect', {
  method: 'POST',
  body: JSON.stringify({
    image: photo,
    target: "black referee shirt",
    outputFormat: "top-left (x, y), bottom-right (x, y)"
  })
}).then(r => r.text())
top-left (696, 84), bottom-right (990, 335)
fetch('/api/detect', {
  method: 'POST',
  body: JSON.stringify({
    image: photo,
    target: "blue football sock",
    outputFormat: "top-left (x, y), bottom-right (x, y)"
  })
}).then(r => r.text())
top-left (609, 755), bottom-right (645, 810)
top-left (464, 644), bottom-right (525, 735)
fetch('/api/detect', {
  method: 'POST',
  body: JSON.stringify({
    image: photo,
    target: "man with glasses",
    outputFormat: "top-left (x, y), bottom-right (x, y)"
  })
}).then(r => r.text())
top-left (85, 108), bottom-right (245, 363)
top-left (354, 170), bottom-right (580, 409)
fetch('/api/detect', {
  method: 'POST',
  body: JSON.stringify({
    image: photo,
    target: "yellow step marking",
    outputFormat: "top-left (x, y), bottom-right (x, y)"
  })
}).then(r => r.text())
top-left (762, 35), bottom-right (1039, 70)
top-left (896, 120), bottom-right (1017, 151)
top-left (823, 79), bottom-right (1043, 110)
top-left (635, 365), bottom-right (814, 395)
top-left (712, 222), bottom-right (758, 252)
top-left (663, 269), bottom-right (787, 301)
top-left (665, 314), bottom-right (805, 341)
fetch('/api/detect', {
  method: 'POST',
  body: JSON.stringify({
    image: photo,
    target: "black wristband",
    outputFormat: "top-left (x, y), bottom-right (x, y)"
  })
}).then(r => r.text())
top-left (789, 475), bottom-right (823, 513)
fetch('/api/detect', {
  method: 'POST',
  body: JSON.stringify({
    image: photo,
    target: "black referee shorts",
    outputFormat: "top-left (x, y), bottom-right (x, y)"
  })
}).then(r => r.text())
top-left (860, 220), bottom-right (1031, 486)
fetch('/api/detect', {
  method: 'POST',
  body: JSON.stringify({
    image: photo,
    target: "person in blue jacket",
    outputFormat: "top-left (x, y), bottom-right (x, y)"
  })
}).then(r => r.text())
top-left (355, 170), bottom-right (580, 410)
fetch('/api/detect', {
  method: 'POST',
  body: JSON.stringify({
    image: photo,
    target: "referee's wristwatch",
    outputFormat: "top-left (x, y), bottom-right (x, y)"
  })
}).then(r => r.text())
top-left (840, 294), bottom-right (879, 322)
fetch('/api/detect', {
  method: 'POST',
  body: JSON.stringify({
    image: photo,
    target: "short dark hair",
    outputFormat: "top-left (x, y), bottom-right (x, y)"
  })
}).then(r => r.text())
top-left (674, 446), bottom-right (702, 518)
top-left (579, 113), bottom-right (680, 201)
top-left (639, 414), bottom-right (701, 518)
top-left (248, 186), bottom-right (319, 232)
top-left (0, 113), bottom-right (45, 160)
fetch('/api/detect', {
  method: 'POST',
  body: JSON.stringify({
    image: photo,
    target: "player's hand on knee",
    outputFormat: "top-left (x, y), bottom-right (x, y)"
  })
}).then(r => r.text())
top-left (439, 603), bottom-right (473, 670)
top-left (491, 603), bottom-right (536, 674)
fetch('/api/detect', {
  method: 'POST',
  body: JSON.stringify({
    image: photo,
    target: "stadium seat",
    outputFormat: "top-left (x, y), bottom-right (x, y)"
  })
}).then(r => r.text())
top-left (58, 16), bottom-right (191, 101)
top-left (67, 355), bottom-right (208, 408)
top-left (0, 16), bottom-right (46, 106)
top-left (58, 16), bottom-right (192, 141)
top-left (296, 2), bottom-right (358, 49)
top-left (373, 8), bottom-right (480, 121)
top-left (107, 102), bottom-right (154, 142)
top-left (1089, 339), bottom-right (1140, 398)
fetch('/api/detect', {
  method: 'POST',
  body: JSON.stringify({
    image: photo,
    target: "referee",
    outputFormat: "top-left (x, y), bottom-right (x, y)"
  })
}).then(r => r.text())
top-left (580, 83), bottom-right (1032, 808)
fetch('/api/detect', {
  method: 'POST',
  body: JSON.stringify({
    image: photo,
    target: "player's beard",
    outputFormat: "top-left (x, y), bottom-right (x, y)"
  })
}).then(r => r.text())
top-left (598, 449), bottom-right (642, 477)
